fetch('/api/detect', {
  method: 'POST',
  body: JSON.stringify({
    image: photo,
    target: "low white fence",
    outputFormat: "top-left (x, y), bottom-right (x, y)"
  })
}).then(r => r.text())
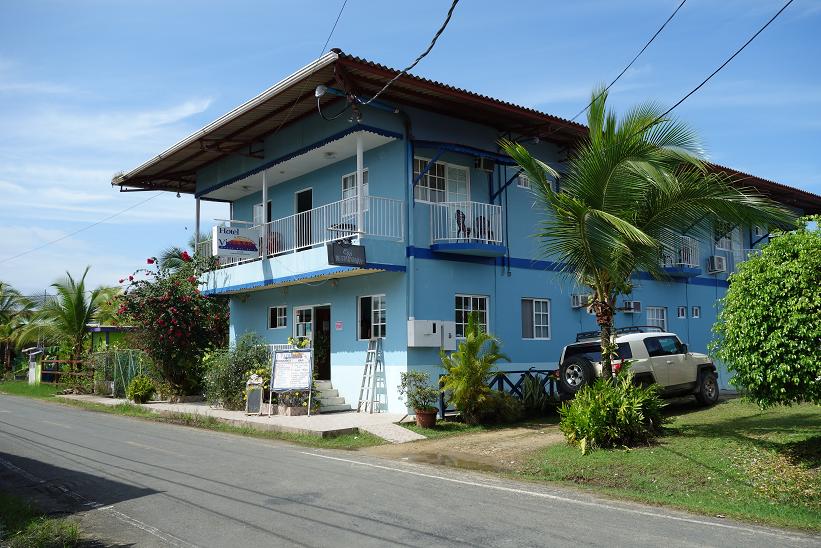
top-left (430, 200), bottom-right (504, 245)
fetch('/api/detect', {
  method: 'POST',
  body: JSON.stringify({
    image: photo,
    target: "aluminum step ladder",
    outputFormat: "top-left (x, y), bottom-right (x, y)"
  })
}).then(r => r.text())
top-left (357, 338), bottom-right (384, 413)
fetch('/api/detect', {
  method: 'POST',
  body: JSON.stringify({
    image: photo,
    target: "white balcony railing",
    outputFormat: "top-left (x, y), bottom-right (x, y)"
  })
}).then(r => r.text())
top-left (430, 201), bottom-right (504, 245)
top-left (661, 235), bottom-right (700, 269)
top-left (196, 195), bottom-right (403, 268)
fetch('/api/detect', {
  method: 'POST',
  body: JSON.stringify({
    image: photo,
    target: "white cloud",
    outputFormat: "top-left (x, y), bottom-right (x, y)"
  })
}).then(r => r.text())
top-left (0, 56), bottom-right (73, 95)
top-left (0, 180), bottom-right (25, 193)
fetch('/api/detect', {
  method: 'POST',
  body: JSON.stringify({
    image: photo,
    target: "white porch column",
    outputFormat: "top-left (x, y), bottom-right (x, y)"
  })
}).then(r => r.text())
top-left (356, 134), bottom-right (364, 236)
top-left (194, 197), bottom-right (201, 250)
top-left (261, 170), bottom-right (268, 257)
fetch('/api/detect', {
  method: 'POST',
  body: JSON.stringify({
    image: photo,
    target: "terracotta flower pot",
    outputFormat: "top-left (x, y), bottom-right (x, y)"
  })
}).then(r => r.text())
top-left (415, 408), bottom-right (437, 428)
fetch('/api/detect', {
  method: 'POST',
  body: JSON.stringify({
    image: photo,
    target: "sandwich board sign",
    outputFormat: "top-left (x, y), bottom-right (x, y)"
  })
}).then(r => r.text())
top-left (269, 349), bottom-right (314, 416)
top-left (213, 225), bottom-right (259, 260)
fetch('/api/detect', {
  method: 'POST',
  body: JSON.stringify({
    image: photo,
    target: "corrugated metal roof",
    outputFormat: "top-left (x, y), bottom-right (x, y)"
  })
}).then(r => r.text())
top-left (112, 49), bottom-right (821, 213)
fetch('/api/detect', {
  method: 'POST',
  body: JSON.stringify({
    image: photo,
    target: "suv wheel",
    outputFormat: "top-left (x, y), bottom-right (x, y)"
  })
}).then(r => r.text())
top-left (695, 371), bottom-right (719, 405)
top-left (559, 357), bottom-right (595, 396)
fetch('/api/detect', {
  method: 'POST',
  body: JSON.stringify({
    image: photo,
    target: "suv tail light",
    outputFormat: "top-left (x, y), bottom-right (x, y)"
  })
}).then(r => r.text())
top-left (613, 360), bottom-right (622, 374)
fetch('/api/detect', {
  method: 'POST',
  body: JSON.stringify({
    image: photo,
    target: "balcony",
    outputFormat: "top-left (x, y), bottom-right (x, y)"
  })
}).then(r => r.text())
top-left (197, 195), bottom-right (404, 269)
top-left (661, 235), bottom-right (701, 277)
top-left (429, 201), bottom-right (505, 256)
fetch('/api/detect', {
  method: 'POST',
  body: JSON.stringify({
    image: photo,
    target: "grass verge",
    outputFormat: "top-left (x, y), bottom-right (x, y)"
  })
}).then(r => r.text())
top-left (519, 398), bottom-right (821, 531)
top-left (0, 492), bottom-right (80, 548)
top-left (400, 414), bottom-right (560, 440)
top-left (0, 382), bottom-right (384, 450)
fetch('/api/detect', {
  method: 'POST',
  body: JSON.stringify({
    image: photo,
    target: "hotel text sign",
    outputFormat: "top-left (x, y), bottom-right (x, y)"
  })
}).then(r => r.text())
top-left (213, 226), bottom-right (259, 260)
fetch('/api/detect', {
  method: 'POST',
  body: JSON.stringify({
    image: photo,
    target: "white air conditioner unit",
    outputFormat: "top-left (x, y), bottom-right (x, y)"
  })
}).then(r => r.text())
top-left (474, 157), bottom-right (496, 172)
top-left (622, 300), bottom-right (641, 313)
top-left (571, 294), bottom-right (590, 309)
top-left (707, 255), bottom-right (727, 274)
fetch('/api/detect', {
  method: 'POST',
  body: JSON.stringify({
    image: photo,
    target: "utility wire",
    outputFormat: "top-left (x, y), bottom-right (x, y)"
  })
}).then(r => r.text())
top-left (0, 193), bottom-right (161, 265)
top-left (358, 0), bottom-right (460, 106)
top-left (566, 0), bottom-right (687, 124)
top-left (650, 0), bottom-right (793, 124)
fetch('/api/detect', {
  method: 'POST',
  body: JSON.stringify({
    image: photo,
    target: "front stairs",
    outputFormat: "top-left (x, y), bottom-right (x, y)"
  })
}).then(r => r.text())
top-left (315, 380), bottom-right (352, 413)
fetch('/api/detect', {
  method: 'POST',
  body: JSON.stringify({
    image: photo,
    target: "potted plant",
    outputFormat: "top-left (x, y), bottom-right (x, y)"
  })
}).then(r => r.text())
top-left (398, 370), bottom-right (439, 428)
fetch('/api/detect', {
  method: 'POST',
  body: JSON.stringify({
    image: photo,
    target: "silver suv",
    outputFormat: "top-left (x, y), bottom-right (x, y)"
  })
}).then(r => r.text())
top-left (558, 327), bottom-right (719, 405)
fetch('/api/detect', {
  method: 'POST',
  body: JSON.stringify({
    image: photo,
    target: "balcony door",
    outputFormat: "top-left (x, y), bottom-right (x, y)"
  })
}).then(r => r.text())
top-left (295, 189), bottom-right (312, 251)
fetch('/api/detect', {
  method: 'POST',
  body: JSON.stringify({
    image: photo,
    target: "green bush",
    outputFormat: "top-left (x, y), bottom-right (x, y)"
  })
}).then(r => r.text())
top-left (7, 517), bottom-right (80, 548)
top-left (559, 372), bottom-right (668, 455)
top-left (475, 391), bottom-right (524, 424)
top-left (440, 313), bottom-right (510, 425)
top-left (398, 370), bottom-right (439, 411)
top-left (203, 333), bottom-right (270, 411)
top-left (521, 372), bottom-right (551, 416)
top-left (711, 216), bottom-right (821, 407)
top-left (126, 375), bottom-right (155, 403)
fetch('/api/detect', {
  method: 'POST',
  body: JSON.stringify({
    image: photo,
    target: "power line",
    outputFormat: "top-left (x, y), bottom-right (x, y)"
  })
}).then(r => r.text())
top-left (358, 0), bottom-right (460, 106)
top-left (566, 0), bottom-right (687, 124)
top-left (0, 193), bottom-right (161, 265)
top-left (652, 0), bottom-right (793, 123)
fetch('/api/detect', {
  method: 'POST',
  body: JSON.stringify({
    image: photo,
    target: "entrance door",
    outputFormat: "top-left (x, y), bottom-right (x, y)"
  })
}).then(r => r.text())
top-left (295, 189), bottom-right (312, 250)
top-left (313, 306), bottom-right (331, 380)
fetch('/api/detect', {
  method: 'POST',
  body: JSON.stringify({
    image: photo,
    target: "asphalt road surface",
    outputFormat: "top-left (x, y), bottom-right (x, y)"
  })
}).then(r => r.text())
top-left (0, 395), bottom-right (817, 547)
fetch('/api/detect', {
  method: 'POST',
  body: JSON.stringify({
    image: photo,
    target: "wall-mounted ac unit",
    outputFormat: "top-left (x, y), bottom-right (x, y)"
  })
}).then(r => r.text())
top-left (407, 320), bottom-right (456, 350)
top-left (707, 255), bottom-right (727, 274)
top-left (474, 157), bottom-right (496, 172)
top-left (622, 300), bottom-right (642, 313)
top-left (571, 294), bottom-right (590, 309)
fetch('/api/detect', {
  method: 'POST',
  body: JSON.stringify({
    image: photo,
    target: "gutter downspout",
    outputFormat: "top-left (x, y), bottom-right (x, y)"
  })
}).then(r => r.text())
top-left (356, 134), bottom-right (364, 236)
top-left (195, 197), bottom-right (201, 250)
top-left (399, 111), bottom-right (415, 320)
top-left (262, 170), bottom-right (268, 256)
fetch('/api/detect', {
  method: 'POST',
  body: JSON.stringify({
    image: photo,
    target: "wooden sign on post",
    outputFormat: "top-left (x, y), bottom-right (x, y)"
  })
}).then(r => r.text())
top-left (269, 349), bottom-right (314, 416)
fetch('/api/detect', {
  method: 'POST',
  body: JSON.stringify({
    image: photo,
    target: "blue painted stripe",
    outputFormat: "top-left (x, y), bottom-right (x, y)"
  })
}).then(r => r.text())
top-left (406, 246), bottom-right (729, 288)
top-left (203, 262), bottom-right (406, 295)
top-left (430, 242), bottom-right (507, 255)
top-left (196, 124), bottom-right (404, 198)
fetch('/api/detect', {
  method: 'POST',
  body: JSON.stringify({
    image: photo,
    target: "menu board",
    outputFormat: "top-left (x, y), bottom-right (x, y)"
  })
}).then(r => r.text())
top-left (271, 350), bottom-right (313, 391)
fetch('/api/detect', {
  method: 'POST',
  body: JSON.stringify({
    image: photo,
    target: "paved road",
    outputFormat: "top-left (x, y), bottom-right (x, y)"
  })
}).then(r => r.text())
top-left (0, 396), bottom-right (817, 548)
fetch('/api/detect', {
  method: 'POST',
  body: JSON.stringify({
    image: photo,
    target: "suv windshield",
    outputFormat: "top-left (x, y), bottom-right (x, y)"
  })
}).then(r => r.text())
top-left (564, 342), bottom-right (633, 363)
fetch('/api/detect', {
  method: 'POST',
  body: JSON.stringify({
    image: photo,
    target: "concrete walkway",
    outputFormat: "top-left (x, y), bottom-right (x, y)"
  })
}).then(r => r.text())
top-left (57, 394), bottom-right (423, 442)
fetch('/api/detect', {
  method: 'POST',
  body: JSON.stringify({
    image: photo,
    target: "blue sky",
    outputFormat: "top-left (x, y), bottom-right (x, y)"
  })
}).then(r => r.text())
top-left (1, 0), bottom-right (819, 294)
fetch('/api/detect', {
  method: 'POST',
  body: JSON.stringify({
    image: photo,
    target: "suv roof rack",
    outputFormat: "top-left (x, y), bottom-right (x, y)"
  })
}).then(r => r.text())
top-left (575, 325), bottom-right (665, 342)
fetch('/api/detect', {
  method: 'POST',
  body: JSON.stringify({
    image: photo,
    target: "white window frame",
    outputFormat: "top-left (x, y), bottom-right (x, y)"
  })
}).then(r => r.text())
top-left (268, 306), bottom-right (287, 330)
top-left (293, 306), bottom-right (313, 339)
top-left (253, 200), bottom-right (272, 226)
top-left (517, 173), bottom-right (530, 189)
top-left (413, 157), bottom-right (471, 204)
top-left (647, 306), bottom-right (667, 331)
top-left (692, 306), bottom-right (701, 319)
top-left (676, 306), bottom-right (687, 319)
top-left (522, 298), bottom-right (550, 340)
top-left (715, 221), bottom-right (741, 252)
top-left (455, 294), bottom-right (489, 338)
top-left (341, 168), bottom-right (369, 216)
top-left (357, 294), bottom-right (386, 340)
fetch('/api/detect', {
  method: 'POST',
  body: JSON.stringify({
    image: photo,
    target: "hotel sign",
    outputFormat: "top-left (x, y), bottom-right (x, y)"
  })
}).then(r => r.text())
top-left (212, 226), bottom-right (259, 260)
top-left (327, 242), bottom-right (366, 267)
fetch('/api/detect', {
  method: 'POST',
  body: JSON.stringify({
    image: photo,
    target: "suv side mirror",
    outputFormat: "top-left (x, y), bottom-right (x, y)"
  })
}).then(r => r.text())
top-left (680, 343), bottom-right (688, 354)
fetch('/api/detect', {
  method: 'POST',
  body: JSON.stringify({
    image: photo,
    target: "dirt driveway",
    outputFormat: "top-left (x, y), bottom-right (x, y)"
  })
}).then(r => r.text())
top-left (363, 421), bottom-right (564, 472)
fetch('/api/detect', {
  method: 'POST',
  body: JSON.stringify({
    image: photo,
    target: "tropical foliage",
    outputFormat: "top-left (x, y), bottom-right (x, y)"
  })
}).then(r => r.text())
top-left (17, 268), bottom-right (118, 361)
top-left (160, 232), bottom-right (210, 271)
top-left (117, 253), bottom-right (228, 395)
top-left (0, 281), bottom-right (33, 370)
top-left (440, 313), bottom-right (512, 424)
top-left (559, 366), bottom-right (668, 454)
top-left (711, 217), bottom-right (821, 407)
top-left (203, 333), bottom-right (270, 410)
top-left (126, 374), bottom-right (155, 403)
top-left (397, 370), bottom-right (439, 412)
top-left (500, 88), bottom-right (794, 378)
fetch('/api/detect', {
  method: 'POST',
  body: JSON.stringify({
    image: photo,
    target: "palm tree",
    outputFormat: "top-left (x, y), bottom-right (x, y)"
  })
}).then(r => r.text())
top-left (440, 313), bottom-right (510, 424)
top-left (500, 88), bottom-right (794, 378)
top-left (0, 282), bottom-right (33, 370)
top-left (160, 232), bottom-right (209, 270)
top-left (21, 267), bottom-right (117, 361)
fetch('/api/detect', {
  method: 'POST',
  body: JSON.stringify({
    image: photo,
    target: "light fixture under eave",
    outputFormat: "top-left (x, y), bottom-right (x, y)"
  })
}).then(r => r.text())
top-left (315, 84), bottom-right (328, 98)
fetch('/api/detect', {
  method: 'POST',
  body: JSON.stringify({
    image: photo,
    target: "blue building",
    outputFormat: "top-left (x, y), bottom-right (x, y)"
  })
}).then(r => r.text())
top-left (114, 50), bottom-right (821, 413)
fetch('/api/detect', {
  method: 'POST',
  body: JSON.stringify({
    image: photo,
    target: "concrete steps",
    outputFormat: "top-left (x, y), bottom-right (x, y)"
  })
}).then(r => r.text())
top-left (315, 380), bottom-right (351, 413)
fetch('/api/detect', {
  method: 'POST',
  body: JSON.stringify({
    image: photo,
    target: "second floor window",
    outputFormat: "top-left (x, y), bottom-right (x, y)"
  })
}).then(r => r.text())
top-left (413, 158), bottom-right (469, 204)
top-left (455, 294), bottom-right (488, 337)
top-left (342, 169), bottom-right (369, 216)
top-left (517, 173), bottom-right (530, 189)
top-left (714, 221), bottom-right (741, 251)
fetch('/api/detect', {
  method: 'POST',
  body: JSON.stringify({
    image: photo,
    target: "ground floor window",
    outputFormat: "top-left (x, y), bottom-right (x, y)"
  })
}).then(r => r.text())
top-left (521, 298), bottom-right (550, 339)
top-left (692, 306), bottom-right (701, 319)
top-left (358, 295), bottom-right (386, 340)
top-left (268, 306), bottom-right (287, 329)
top-left (647, 306), bottom-right (667, 331)
top-left (455, 294), bottom-right (488, 337)
top-left (294, 307), bottom-right (312, 339)
top-left (676, 306), bottom-right (687, 319)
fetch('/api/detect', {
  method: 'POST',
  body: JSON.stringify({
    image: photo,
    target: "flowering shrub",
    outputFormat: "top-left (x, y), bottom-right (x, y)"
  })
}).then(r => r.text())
top-left (117, 252), bottom-right (227, 395)
top-left (202, 333), bottom-right (270, 410)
